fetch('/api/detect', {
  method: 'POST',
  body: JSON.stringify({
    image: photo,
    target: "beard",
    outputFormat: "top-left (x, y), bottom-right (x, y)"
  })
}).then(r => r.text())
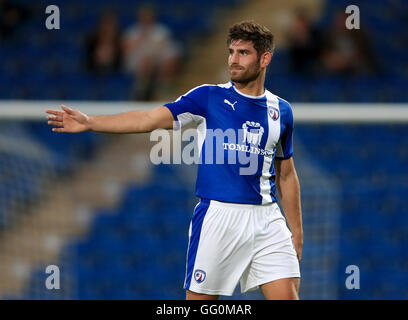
top-left (229, 62), bottom-right (262, 84)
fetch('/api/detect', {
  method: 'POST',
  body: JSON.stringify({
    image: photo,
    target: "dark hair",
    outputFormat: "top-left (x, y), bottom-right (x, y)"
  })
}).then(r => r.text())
top-left (227, 21), bottom-right (274, 57)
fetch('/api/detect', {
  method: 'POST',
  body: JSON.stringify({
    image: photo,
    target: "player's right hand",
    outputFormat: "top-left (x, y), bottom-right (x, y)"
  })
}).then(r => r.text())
top-left (46, 105), bottom-right (90, 133)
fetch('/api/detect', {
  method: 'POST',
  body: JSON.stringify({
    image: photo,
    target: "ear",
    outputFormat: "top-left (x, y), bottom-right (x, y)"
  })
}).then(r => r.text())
top-left (260, 52), bottom-right (272, 68)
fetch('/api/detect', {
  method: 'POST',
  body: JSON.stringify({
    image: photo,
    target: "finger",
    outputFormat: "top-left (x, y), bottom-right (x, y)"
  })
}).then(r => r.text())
top-left (48, 121), bottom-right (64, 127)
top-left (46, 109), bottom-right (64, 116)
top-left (61, 105), bottom-right (75, 115)
top-left (52, 127), bottom-right (66, 133)
top-left (46, 115), bottom-right (63, 121)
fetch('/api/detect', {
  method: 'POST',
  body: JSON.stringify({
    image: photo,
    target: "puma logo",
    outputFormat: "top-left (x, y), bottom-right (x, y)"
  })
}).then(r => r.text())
top-left (224, 99), bottom-right (237, 110)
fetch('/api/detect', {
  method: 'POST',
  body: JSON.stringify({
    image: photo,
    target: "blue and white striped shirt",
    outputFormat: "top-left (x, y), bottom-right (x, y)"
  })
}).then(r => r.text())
top-left (164, 81), bottom-right (294, 205)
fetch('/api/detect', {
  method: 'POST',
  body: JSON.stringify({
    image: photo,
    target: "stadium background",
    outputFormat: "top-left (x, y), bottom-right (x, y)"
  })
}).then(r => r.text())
top-left (0, 0), bottom-right (407, 299)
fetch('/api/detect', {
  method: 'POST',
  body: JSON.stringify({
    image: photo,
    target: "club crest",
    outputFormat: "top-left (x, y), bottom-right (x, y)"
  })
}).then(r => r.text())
top-left (194, 269), bottom-right (206, 283)
top-left (268, 106), bottom-right (280, 121)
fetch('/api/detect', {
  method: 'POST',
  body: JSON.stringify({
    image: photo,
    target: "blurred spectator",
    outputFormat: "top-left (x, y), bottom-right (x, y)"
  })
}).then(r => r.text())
top-left (320, 11), bottom-right (378, 76)
top-left (0, 0), bottom-right (31, 42)
top-left (286, 10), bottom-right (322, 76)
top-left (86, 12), bottom-right (122, 75)
top-left (122, 6), bottom-right (182, 101)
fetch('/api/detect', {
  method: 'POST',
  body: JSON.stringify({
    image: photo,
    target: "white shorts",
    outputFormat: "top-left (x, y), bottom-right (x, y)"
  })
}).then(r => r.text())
top-left (184, 199), bottom-right (300, 296)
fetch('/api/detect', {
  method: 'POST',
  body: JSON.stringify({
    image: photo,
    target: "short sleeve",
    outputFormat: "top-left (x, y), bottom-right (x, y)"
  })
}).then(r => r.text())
top-left (275, 99), bottom-right (294, 160)
top-left (164, 85), bottom-right (210, 129)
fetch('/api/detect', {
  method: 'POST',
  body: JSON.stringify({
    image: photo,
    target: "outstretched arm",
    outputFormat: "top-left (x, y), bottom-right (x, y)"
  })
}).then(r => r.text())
top-left (46, 105), bottom-right (174, 133)
top-left (274, 157), bottom-right (303, 261)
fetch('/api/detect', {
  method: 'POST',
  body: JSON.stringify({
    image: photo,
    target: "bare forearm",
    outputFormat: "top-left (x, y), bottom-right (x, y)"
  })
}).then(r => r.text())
top-left (277, 172), bottom-right (303, 236)
top-left (46, 105), bottom-right (174, 134)
top-left (88, 110), bottom-right (152, 133)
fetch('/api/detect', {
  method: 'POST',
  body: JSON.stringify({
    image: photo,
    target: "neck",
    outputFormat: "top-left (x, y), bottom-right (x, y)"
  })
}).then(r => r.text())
top-left (232, 71), bottom-right (266, 97)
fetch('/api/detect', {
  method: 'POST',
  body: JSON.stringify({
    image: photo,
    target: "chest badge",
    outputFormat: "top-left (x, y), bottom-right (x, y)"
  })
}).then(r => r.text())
top-left (268, 106), bottom-right (280, 121)
top-left (242, 121), bottom-right (264, 147)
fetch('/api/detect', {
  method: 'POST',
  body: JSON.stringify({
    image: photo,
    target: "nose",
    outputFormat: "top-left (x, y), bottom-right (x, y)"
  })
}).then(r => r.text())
top-left (229, 51), bottom-right (239, 65)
